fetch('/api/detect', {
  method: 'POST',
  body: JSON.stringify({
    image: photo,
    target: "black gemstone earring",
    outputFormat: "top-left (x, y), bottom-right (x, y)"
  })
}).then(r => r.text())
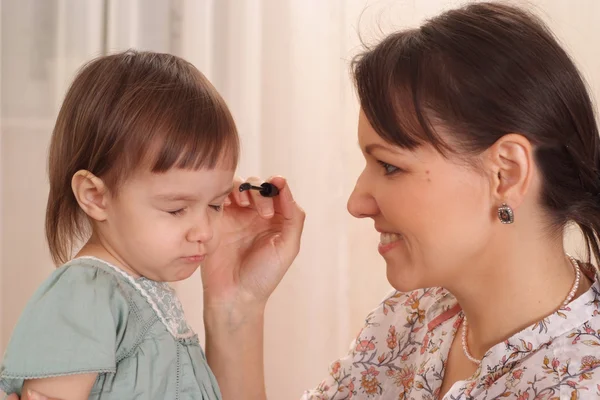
top-left (497, 203), bottom-right (514, 224)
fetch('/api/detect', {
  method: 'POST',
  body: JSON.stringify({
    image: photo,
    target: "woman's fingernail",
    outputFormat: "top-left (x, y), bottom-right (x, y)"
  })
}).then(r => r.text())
top-left (262, 207), bottom-right (274, 217)
top-left (240, 193), bottom-right (250, 206)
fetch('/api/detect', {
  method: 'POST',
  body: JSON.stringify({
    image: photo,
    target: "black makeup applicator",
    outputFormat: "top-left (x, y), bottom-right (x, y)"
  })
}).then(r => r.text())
top-left (239, 182), bottom-right (280, 197)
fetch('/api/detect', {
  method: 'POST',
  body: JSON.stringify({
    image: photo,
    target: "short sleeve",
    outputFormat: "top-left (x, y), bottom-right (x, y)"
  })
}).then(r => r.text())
top-left (300, 289), bottom-right (405, 400)
top-left (0, 263), bottom-right (130, 395)
top-left (300, 337), bottom-right (359, 400)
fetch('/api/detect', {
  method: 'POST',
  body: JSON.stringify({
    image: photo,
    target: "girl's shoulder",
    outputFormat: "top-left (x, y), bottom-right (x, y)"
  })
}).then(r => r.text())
top-left (0, 257), bottom-right (155, 394)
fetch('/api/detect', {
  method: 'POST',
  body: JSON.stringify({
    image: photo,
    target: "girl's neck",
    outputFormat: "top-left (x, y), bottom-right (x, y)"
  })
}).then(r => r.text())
top-left (75, 237), bottom-right (142, 279)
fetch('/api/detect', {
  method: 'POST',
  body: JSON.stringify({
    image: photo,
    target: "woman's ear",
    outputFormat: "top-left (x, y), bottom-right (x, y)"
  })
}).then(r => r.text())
top-left (71, 170), bottom-right (109, 221)
top-left (485, 133), bottom-right (534, 209)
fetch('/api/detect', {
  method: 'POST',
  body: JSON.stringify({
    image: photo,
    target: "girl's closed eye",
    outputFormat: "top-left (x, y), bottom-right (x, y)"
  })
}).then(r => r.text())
top-left (377, 160), bottom-right (403, 175)
top-left (209, 204), bottom-right (223, 212)
top-left (168, 208), bottom-right (186, 216)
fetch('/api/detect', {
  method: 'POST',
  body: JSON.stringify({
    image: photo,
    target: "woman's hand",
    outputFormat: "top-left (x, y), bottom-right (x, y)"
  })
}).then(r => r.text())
top-left (201, 176), bottom-right (305, 310)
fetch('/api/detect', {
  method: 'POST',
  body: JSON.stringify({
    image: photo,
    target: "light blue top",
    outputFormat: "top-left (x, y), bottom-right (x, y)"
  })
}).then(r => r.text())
top-left (0, 257), bottom-right (221, 400)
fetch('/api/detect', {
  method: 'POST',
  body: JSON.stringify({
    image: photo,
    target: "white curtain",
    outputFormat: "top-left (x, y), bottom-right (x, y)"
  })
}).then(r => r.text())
top-left (1, 0), bottom-right (597, 398)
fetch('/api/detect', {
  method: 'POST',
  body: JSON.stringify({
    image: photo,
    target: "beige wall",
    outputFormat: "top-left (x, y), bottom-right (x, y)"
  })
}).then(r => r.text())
top-left (1, 1), bottom-right (598, 398)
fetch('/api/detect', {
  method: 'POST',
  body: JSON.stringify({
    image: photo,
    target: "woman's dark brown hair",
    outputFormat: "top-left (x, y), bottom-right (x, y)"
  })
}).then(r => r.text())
top-left (46, 50), bottom-right (239, 265)
top-left (352, 2), bottom-right (600, 263)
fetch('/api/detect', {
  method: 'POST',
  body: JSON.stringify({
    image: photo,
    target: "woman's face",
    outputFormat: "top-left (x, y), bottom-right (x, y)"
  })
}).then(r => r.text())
top-left (348, 111), bottom-right (494, 291)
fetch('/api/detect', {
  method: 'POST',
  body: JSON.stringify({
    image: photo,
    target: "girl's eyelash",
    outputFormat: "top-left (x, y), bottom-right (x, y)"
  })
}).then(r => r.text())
top-left (168, 205), bottom-right (222, 215)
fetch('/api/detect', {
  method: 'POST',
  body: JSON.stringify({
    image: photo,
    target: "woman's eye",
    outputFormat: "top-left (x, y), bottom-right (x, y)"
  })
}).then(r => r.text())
top-left (168, 208), bottom-right (185, 216)
top-left (377, 160), bottom-right (400, 175)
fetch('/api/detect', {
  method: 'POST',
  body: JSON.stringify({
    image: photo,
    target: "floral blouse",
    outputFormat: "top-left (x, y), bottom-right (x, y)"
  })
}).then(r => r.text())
top-left (302, 264), bottom-right (600, 399)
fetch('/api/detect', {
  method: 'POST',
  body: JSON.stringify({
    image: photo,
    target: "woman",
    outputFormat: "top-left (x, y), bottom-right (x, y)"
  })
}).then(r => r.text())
top-left (12, 2), bottom-right (600, 399)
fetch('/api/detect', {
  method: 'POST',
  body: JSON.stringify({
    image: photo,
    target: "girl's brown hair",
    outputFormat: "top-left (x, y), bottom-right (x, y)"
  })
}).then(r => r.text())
top-left (352, 2), bottom-right (600, 263)
top-left (46, 50), bottom-right (239, 265)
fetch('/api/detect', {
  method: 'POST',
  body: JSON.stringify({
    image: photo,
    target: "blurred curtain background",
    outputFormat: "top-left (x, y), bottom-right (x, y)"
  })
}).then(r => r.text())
top-left (1, 0), bottom-right (598, 398)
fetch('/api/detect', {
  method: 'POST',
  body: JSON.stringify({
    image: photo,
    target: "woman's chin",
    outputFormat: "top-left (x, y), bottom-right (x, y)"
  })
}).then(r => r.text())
top-left (386, 262), bottom-right (423, 293)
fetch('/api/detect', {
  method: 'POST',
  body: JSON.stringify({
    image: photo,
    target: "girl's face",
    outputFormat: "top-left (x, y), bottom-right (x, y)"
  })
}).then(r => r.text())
top-left (347, 111), bottom-right (493, 292)
top-left (98, 165), bottom-right (235, 282)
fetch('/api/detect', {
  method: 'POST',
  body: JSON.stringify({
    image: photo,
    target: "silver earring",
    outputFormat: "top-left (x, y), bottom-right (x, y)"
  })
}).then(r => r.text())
top-left (498, 203), bottom-right (514, 224)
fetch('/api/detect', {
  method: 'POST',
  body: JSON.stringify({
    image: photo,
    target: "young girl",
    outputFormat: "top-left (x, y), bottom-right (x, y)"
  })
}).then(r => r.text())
top-left (0, 50), bottom-right (240, 399)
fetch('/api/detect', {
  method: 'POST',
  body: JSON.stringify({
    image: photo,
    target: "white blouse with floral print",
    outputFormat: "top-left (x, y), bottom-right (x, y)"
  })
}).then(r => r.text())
top-left (302, 264), bottom-right (600, 399)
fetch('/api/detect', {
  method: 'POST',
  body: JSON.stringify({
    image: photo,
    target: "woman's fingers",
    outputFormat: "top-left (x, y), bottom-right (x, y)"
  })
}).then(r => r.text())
top-left (270, 176), bottom-right (306, 254)
top-left (244, 177), bottom-right (275, 218)
top-left (229, 176), bottom-right (249, 207)
top-left (229, 176), bottom-right (302, 225)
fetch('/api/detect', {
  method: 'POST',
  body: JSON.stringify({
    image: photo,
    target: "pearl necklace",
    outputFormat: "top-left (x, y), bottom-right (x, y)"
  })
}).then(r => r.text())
top-left (461, 255), bottom-right (581, 365)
